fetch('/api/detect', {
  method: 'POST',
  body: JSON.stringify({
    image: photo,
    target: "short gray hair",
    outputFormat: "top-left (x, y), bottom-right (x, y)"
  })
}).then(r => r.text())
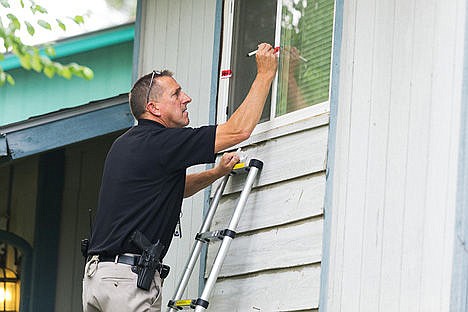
top-left (129, 69), bottom-right (173, 118)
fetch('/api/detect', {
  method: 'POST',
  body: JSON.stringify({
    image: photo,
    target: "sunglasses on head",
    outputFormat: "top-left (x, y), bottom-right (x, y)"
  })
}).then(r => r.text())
top-left (146, 70), bottom-right (162, 104)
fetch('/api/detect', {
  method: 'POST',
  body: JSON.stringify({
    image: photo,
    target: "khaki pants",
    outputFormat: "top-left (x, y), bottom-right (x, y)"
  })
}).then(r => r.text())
top-left (82, 258), bottom-right (162, 312)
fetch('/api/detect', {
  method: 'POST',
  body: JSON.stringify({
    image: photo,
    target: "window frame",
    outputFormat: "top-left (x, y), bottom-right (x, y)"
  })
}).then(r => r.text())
top-left (216, 0), bottom-right (332, 137)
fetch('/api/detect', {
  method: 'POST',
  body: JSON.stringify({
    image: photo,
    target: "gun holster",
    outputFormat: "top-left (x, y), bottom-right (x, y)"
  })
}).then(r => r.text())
top-left (130, 231), bottom-right (167, 291)
top-left (131, 263), bottom-right (170, 279)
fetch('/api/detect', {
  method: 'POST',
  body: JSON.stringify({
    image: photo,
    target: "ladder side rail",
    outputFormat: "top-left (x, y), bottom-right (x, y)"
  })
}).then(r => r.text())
top-left (194, 163), bottom-right (261, 311)
top-left (167, 175), bottom-right (230, 312)
top-left (199, 175), bottom-right (230, 234)
top-left (226, 166), bottom-right (260, 231)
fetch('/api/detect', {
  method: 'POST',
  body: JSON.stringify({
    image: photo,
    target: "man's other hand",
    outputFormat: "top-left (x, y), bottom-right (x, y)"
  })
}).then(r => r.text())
top-left (214, 152), bottom-right (241, 176)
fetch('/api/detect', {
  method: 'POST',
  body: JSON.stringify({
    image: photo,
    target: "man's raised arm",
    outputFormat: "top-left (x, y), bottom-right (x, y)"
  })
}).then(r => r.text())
top-left (215, 43), bottom-right (278, 153)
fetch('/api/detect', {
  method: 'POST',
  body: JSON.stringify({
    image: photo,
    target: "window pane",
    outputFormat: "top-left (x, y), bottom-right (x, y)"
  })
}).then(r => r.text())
top-left (276, 0), bottom-right (334, 116)
top-left (228, 0), bottom-right (277, 122)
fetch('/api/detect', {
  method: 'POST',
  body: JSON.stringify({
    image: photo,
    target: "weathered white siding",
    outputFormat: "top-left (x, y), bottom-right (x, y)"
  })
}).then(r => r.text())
top-left (137, 0), bottom-right (219, 304)
top-left (206, 117), bottom-right (328, 311)
top-left (322, 0), bottom-right (466, 311)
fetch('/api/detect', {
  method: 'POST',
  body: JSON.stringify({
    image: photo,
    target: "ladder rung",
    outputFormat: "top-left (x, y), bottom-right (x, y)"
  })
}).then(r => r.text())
top-left (195, 229), bottom-right (236, 243)
top-left (231, 162), bottom-right (249, 174)
top-left (168, 299), bottom-right (194, 310)
top-left (168, 298), bottom-right (209, 310)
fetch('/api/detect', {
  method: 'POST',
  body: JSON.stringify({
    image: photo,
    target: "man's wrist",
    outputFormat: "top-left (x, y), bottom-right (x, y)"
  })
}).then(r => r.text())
top-left (256, 72), bottom-right (276, 83)
top-left (210, 166), bottom-right (223, 179)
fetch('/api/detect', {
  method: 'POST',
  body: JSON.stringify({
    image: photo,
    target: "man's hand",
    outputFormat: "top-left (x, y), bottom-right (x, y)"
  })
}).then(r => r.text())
top-left (213, 152), bottom-right (241, 177)
top-left (256, 43), bottom-right (279, 81)
top-left (184, 152), bottom-right (240, 198)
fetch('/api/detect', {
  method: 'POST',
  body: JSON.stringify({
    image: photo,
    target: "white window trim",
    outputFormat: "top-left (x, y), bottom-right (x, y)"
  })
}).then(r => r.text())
top-left (216, 0), bottom-right (235, 126)
top-left (252, 101), bottom-right (329, 135)
top-left (216, 0), bottom-right (332, 141)
top-left (269, 0), bottom-right (283, 121)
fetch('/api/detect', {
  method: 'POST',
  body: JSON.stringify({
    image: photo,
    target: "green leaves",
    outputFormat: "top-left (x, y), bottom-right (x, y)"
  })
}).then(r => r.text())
top-left (56, 18), bottom-right (66, 31)
top-left (6, 72), bottom-right (15, 85)
top-left (7, 13), bottom-right (20, 31)
top-left (13, 48), bottom-right (94, 81)
top-left (37, 19), bottom-right (51, 30)
top-left (44, 45), bottom-right (55, 57)
top-left (43, 63), bottom-right (55, 78)
top-left (30, 3), bottom-right (48, 14)
top-left (24, 21), bottom-right (35, 35)
top-left (19, 53), bottom-right (31, 70)
top-left (0, 0), bottom-right (10, 8)
top-left (15, 14), bottom-right (74, 35)
top-left (31, 56), bottom-right (42, 72)
top-left (0, 0), bottom-right (94, 86)
top-left (0, 71), bottom-right (15, 86)
top-left (73, 15), bottom-right (85, 25)
top-left (9, 48), bottom-right (94, 82)
top-left (82, 67), bottom-right (94, 80)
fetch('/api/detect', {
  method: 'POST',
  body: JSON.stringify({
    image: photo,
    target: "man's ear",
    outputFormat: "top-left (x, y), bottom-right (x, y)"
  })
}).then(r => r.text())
top-left (146, 102), bottom-right (162, 117)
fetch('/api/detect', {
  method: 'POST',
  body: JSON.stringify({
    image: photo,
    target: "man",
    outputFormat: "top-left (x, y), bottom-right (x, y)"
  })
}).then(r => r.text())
top-left (82, 43), bottom-right (277, 312)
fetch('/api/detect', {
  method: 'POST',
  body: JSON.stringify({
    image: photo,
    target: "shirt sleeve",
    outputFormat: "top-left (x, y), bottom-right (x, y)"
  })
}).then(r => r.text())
top-left (157, 125), bottom-right (217, 172)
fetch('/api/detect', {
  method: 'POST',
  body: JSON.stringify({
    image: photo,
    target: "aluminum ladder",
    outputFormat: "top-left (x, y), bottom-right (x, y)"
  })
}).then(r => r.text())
top-left (166, 158), bottom-right (263, 311)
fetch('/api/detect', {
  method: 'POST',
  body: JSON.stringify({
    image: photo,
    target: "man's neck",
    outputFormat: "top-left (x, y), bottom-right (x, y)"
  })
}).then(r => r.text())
top-left (139, 113), bottom-right (169, 127)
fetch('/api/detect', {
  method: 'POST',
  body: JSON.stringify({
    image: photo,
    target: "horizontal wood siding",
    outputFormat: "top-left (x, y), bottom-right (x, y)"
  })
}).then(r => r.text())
top-left (209, 264), bottom-right (321, 312)
top-left (213, 125), bottom-right (328, 195)
top-left (138, 0), bottom-right (218, 303)
top-left (206, 218), bottom-right (322, 277)
top-left (206, 122), bottom-right (328, 311)
top-left (212, 173), bottom-right (325, 233)
top-left (322, 0), bottom-right (466, 310)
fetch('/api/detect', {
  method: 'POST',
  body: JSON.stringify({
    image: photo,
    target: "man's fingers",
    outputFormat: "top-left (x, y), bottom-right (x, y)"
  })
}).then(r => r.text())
top-left (257, 43), bottom-right (273, 54)
top-left (222, 152), bottom-right (234, 162)
top-left (256, 43), bottom-right (279, 77)
top-left (230, 154), bottom-right (240, 165)
top-left (225, 153), bottom-right (240, 167)
top-left (220, 152), bottom-right (239, 169)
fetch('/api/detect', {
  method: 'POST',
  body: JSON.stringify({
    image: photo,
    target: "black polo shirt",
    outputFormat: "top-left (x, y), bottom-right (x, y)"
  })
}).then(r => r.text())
top-left (88, 119), bottom-right (217, 259)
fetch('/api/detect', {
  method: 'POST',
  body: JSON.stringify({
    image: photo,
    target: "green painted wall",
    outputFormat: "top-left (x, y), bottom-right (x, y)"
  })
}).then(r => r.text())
top-left (0, 40), bottom-right (133, 126)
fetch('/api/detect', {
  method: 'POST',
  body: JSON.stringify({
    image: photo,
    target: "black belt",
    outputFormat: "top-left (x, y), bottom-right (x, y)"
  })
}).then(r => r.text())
top-left (88, 254), bottom-right (170, 279)
top-left (98, 254), bottom-right (140, 266)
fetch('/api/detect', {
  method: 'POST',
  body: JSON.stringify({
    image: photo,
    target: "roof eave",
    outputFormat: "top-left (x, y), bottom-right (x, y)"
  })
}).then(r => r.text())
top-left (0, 94), bottom-right (134, 161)
top-left (1, 23), bottom-right (135, 71)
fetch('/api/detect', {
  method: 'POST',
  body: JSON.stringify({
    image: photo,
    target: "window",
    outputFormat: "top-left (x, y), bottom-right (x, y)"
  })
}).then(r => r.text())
top-left (217, 0), bottom-right (335, 127)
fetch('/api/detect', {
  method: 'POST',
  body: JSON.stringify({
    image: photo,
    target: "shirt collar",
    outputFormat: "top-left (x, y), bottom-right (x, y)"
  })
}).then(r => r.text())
top-left (137, 118), bottom-right (166, 128)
